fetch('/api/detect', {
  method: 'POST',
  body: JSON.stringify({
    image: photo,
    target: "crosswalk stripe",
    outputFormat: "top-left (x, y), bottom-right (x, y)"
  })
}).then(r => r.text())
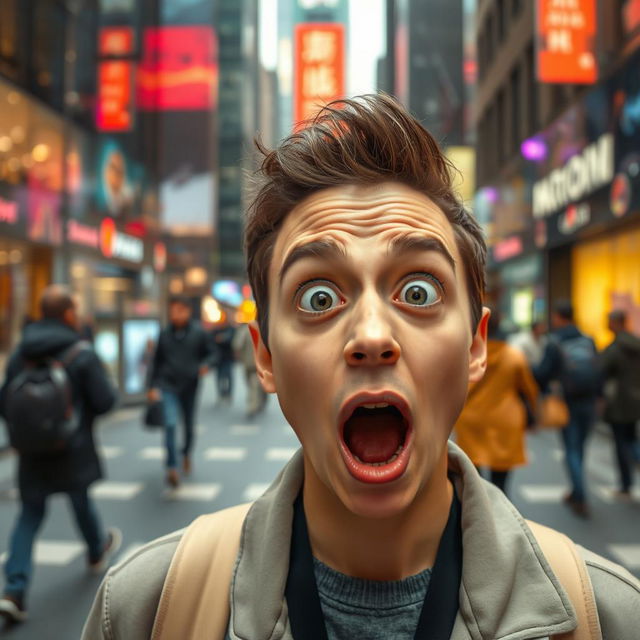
top-left (91, 481), bottom-right (144, 500)
top-left (164, 483), bottom-right (221, 501)
top-left (594, 486), bottom-right (640, 504)
top-left (243, 483), bottom-right (270, 501)
top-left (265, 447), bottom-right (298, 461)
top-left (519, 485), bottom-right (567, 502)
top-left (99, 446), bottom-right (124, 459)
top-left (0, 540), bottom-right (85, 566)
top-left (204, 447), bottom-right (247, 461)
top-left (139, 447), bottom-right (164, 460)
top-left (231, 424), bottom-right (260, 435)
top-left (608, 544), bottom-right (640, 569)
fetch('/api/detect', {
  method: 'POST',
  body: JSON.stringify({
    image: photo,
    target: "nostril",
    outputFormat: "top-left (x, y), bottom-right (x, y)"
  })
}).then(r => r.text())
top-left (352, 352), bottom-right (366, 360)
top-left (381, 350), bottom-right (394, 360)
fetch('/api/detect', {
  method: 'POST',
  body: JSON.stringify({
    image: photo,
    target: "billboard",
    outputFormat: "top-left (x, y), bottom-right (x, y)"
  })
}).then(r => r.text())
top-left (294, 23), bottom-right (345, 124)
top-left (536, 0), bottom-right (597, 84)
top-left (137, 26), bottom-right (217, 111)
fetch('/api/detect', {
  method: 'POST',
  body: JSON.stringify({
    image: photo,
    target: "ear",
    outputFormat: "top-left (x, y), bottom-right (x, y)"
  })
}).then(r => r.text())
top-left (468, 306), bottom-right (490, 383)
top-left (248, 322), bottom-right (276, 393)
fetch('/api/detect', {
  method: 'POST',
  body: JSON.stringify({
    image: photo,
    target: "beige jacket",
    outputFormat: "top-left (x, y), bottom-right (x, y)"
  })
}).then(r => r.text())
top-left (82, 444), bottom-right (640, 639)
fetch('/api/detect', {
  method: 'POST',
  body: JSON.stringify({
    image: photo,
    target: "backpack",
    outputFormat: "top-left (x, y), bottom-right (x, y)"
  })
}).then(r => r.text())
top-left (4, 341), bottom-right (90, 455)
top-left (150, 505), bottom-right (602, 640)
top-left (557, 334), bottom-right (600, 397)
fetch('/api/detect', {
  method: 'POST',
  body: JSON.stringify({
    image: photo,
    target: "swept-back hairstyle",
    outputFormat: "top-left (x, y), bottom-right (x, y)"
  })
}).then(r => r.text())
top-left (245, 93), bottom-right (486, 347)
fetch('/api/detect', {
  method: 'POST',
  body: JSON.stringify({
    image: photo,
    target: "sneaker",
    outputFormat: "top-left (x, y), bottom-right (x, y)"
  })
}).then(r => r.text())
top-left (612, 489), bottom-right (633, 503)
top-left (182, 456), bottom-right (192, 475)
top-left (89, 527), bottom-right (123, 574)
top-left (0, 594), bottom-right (27, 624)
top-left (167, 468), bottom-right (180, 488)
top-left (563, 493), bottom-right (590, 518)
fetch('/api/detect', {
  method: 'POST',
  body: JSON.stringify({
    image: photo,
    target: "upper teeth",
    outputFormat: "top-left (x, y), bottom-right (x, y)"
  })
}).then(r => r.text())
top-left (361, 403), bottom-right (390, 409)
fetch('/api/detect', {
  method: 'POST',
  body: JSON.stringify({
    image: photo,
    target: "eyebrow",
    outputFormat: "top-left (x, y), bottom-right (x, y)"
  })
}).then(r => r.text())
top-left (278, 234), bottom-right (457, 285)
top-left (388, 235), bottom-right (457, 272)
top-left (278, 239), bottom-right (348, 284)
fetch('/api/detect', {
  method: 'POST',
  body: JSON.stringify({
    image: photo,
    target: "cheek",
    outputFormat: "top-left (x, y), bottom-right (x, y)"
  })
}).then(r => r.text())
top-left (270, 331), bottom-right (341, 436)
top-left (409, 325), bottom-right (470, 426)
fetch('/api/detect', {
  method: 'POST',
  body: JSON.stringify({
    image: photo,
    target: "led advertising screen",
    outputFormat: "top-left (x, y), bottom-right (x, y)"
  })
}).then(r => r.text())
top-left (122, 318), bottom-right (160, 395)
top-left (294, 23), bottom-right (345, 125)
top-left (536, 0), bottom-right (597, 84)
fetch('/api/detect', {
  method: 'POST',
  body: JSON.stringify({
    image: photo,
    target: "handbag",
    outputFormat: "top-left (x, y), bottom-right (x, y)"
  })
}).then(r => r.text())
top-left (144, 400), bottom-right (165, 429)
top-left (538, 393), bottom-right (569, 429)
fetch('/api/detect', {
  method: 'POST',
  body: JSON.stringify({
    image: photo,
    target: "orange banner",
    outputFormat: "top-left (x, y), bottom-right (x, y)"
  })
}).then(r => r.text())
top-left (536, 0), bottom-right (597, 84)
top-left (97, 61), bottom-right (132, 132)
top-left (294, 23), bottom-right (345, 125)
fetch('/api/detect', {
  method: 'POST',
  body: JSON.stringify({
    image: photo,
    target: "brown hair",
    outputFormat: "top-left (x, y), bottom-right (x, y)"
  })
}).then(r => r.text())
top-left (40, 284), bottom-right (75, 321)
top-left (245, 94), bottom-right (486, 347)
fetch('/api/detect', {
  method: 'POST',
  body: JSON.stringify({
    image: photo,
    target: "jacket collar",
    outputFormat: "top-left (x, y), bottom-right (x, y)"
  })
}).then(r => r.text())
top-left (229, 443), bottom-right (576, 640)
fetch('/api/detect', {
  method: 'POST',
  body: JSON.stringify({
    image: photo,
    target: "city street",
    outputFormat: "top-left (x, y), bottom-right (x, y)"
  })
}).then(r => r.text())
top-left (0, 371), bottom-right (639, 638)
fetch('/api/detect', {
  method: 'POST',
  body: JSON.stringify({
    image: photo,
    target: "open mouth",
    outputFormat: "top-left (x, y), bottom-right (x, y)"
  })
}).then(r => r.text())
top-left (339, 394), bottom-right (412, 484)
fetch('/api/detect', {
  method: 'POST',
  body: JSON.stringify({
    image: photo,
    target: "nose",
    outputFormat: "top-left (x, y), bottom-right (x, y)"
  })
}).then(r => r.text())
top-left (343, 297), bottom-right (401, 366)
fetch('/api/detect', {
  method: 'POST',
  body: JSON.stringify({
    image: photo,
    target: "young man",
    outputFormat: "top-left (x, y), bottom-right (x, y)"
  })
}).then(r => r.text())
top-left (600, 309), bottom-right (640, 499)
top-left (83, 95), bottom-right (640, 639)
top-left (148, 296), bottom-right (213, 487)
top-left (0, 285), bottom-right (120, 625)
top-left (535, 300), bottom-right (601, 517)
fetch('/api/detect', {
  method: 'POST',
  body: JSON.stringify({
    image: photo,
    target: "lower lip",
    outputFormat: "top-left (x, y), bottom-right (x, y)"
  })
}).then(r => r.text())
top-left (339, 430), bottom-right (412, 484)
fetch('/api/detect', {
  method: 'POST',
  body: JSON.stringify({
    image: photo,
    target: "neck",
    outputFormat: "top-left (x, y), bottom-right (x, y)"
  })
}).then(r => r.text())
top-left (303, 453), bottom-right (453, 581)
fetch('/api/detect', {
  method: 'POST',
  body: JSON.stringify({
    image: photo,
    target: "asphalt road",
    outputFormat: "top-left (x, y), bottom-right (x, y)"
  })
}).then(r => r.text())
top-left (0, 370), bottom-right (638, 638)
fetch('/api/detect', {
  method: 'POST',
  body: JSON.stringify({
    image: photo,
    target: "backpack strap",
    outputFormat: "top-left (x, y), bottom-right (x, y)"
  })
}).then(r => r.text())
top-left (151, 502), bottom-right (252, 640)
top-left (526, 520), bottom-right (602, 640)
top-left (60, 340), bottom-right (92, 366)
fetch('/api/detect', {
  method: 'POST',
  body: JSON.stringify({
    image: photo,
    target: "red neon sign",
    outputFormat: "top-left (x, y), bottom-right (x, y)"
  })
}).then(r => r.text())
top-left (294, 23), bottom-right (345, 125)
top-left (536, 0), bottom-right (597, 84)
top-left (99, 27), bottom-right (134, 56)
top-left (97, 61), bottom-right (133, 132)
top-left (137, 26), bottom-right (218, 111)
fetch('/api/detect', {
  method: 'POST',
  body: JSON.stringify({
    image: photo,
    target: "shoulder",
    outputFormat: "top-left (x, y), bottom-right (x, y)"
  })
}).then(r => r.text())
top-left (578, 546), bottom-right (640, 638)
top-left (85, 530), bottom-right (183, 639)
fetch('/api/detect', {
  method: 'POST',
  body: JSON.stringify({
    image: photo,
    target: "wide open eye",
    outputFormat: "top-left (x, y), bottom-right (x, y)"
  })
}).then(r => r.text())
top-left (298, 284), bottom-right (341, 313)
top-left (398, 277), bottom-right (441, 307)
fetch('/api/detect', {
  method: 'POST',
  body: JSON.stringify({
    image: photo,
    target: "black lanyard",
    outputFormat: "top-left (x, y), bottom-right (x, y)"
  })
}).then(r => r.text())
top-left (285, 488), bottom-right (462, 640)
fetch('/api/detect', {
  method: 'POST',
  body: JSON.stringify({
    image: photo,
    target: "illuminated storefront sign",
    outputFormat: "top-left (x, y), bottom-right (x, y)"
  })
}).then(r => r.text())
top-left (100, 217), bottom-right (144, 263)
top-left (493, 236), bottom-right (524, 262)
top-left (153, 241), bottom-right (167, 272)
top-left (536, 0), bottom-right (597, 84)
top-left (67, 220), bottom-right (99, 248)
top-left (532, 133), bottom-right (614, 218)
top-left (0, 197), bottom-right (19, 225)
top-left (137, 26), bottom-right (218, 111)
top-left (294, 23), bottom-right (345, 124)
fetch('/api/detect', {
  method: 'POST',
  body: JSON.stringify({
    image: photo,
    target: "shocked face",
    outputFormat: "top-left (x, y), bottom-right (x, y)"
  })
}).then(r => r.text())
top-left (254, 182), bottom-right (487, 519)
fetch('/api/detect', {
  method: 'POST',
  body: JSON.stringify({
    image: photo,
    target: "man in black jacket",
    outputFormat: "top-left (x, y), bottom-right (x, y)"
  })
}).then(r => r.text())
top-left (0, 285), bottom-right (119, 624)
top-left (600, 310), bottom-right (640, 499)
top-left (534, 300), bottom-right (600, 517)
top-left (148, 296), bottom-right (213, 487)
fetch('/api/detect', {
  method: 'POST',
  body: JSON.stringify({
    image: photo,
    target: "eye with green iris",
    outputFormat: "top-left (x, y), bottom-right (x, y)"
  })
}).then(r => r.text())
top-left (298, 284), bottom-right (341, 313)
top-left (398, 277), bottom-right (442, 307)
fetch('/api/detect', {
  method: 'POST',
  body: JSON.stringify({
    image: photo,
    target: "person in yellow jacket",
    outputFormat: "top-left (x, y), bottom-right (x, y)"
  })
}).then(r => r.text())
top-left (455, 311), bottom-right (539, 494)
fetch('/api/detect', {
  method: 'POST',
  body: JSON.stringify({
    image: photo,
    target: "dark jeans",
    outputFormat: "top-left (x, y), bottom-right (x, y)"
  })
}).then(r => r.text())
top-left (162, 385), bottom-right (198, 469)
top-left (561, 398), bottom-right (596, 503)
top-left (216, 360), bottom-right (234, 399)
top-left (609, 421), bottom-right (637, 493)
top-left (4, 488), bottom-right (104, 598)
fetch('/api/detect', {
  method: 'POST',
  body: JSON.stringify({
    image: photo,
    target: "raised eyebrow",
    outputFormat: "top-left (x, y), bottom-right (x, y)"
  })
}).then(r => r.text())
top-left (388, 235), bottom-right (457, 272)
top-left (278, 239), bottom-right (347, 284)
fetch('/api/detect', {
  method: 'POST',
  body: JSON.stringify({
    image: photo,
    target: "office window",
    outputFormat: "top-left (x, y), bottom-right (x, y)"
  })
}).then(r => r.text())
top-left (510, 66), bottom-right (521, 155)
top-left (0, 0), bottom-right (18, 62)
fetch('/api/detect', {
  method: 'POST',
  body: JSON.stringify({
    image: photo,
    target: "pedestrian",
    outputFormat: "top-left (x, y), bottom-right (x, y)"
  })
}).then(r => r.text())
top-left (600, 309), bottom-right (640, 500)
top-left (507, 319), bottom-right (547, 368)
top-left (83, 95), bottom-right (639, 640)
top-left (211, 316), bottom-right (236, 406)
top-left (0, 285), bottom-right (120, 625)
top-left (534, 300), bottom-right (601, 517)
top-left (232, 324), bottom-right (267, 419)
top-left (455, 310), bottom-right (539, 495)
top-left (147, 295), bottom-right (213, 487)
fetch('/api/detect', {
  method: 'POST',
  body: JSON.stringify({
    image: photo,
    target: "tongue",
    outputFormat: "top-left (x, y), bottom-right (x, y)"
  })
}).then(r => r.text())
top-left (345, 413), bottom-right (404, 464)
